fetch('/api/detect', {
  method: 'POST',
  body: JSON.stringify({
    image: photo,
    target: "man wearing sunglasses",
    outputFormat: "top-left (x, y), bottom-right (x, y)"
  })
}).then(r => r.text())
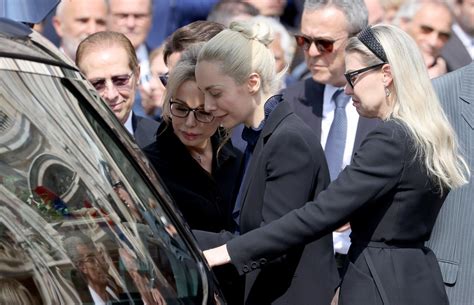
top-left (76, 31), bottom-right (159, 149)
top-left (282, 0), bottom-right (379, 277)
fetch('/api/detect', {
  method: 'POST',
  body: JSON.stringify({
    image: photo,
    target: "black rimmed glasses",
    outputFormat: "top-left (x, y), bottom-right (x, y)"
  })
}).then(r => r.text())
top-left (344, 63), bottom-right (385, 88)
top-left (170, 101), bottom-right (215, 123)
top-left (294, 34), bottom-right (345, 53)
top-left (89, 72), bottom-right (134, 93)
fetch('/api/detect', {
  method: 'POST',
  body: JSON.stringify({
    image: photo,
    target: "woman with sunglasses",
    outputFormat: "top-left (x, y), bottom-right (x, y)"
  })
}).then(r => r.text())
top-left (203, 24), bottom-right (470, 305)
top-left (194, 20), bottom-right (339, 305)
top-left (143, 45), bottom-right (241, 234)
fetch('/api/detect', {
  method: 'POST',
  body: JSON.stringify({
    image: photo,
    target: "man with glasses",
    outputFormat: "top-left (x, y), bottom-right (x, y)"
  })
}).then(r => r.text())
top-left (108, 0), bottom-right (154, 119)
top-left (76, 31), bottom-right (159, 149)
top-left (282, 0), bottom-right (378, 276)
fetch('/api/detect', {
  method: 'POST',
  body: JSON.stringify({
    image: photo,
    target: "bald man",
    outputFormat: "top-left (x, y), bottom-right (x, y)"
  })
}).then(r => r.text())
top-left (52, 0), bottom-right (108, 60)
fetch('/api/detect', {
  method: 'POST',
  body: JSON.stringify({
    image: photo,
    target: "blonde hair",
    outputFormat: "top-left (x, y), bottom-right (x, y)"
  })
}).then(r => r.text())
top-left (161, 43), bottom-right (203, 123)
top-left (197, 19), bottom-right (283, 95)
top-left (346, 24), bottom-right (469, 193)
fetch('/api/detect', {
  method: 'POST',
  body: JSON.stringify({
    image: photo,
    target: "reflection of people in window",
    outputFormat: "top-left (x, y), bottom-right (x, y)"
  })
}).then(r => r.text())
top-left (64, 233), bottom-right (121, 305)
top-left (0, 279), bottom-right (37, 305)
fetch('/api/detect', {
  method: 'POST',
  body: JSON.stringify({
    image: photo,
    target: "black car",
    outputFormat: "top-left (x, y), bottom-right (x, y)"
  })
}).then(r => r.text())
top-left (0, 18), bottom-right (225, 305)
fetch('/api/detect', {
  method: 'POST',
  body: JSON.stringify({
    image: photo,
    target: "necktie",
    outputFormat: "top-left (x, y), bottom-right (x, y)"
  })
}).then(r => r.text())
top-left (325, 89), bottom-right (350, 181)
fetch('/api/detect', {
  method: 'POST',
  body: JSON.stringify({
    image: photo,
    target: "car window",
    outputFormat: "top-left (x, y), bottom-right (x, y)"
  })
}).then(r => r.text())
top-left (0, 60), bottom-right (210, 305)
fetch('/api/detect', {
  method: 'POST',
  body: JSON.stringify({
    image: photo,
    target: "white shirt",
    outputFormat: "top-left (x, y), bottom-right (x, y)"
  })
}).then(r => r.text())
top-left (136, 44), bottom-right (151, 85)
top-left (124, 111), bottom-right (134, 136)
top-left (321, 85), bottom-right (359, 255)
top-left (452, 23), bottom-right (474, 59)
top-left (88, 286), bottom-right (120, 305)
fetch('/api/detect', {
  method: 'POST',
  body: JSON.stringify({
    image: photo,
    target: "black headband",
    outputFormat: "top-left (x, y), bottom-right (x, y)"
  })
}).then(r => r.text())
top-left (357, 26), bottom-right (387, 63)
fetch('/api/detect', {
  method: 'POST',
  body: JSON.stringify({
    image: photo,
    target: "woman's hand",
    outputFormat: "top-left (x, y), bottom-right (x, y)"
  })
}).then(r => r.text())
top-left (203, 244), bottom-right (231, 267)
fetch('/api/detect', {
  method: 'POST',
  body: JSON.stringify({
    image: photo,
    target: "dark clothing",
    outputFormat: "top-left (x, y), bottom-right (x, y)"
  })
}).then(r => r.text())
top-left (196, 99), bottom-right (339, 305)
top-left (132, 113), bottom-right (160, 149)
top-left (441, 32), bottom-right (473, 72)
top-left (227, 119), bottom-right (450, 305)
top-left (143, 123), bottom-right (240, 233)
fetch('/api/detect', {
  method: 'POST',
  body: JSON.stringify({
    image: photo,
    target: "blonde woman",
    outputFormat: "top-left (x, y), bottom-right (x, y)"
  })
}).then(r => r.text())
top-left (203, 24), bottom-right (470, 305)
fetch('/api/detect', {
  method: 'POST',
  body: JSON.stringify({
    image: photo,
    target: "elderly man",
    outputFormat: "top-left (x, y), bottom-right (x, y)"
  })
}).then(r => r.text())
top-left (108, 0), bottom-right (154, 118)
top-left (395, 0), bottom-right (453, 78)
top-left (52, 0), bottom-right (108, 60)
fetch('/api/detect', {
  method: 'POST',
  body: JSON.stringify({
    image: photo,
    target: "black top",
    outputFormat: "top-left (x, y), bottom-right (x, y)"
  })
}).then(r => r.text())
top-left (143, 123), bottom-right (241, 233)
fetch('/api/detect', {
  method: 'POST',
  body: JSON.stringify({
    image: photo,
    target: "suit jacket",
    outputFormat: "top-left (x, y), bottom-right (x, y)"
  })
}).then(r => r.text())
top-left (197, 100), bottom-right (339, 305)
top-left (132, 113), bottom-right (160, 149)
top-left (426, 61), bottom-right (474, 305)
top-left (441, 32), bottom-right (472, 72)
top-left (227, 119), bottom-right (450, 305)
top-left (282, 78), bottom-right (379, 152)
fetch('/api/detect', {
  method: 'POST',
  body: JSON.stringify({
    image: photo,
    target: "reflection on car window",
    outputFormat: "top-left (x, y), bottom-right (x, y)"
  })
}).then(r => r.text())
top-left (0, 65), bottom-right (207, 305)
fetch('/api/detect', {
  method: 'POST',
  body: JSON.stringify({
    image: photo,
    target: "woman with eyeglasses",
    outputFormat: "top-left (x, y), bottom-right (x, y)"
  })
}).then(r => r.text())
top-left (143, 45), bottom-right (241, 234)
top-left (203, 24), bottom-right (470, 305)
top-left (193, 20), bottom-right (339, 305)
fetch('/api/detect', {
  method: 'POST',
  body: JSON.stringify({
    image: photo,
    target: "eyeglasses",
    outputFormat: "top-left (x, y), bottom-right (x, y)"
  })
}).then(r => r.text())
top-left (89, 72), bottom-right (134, 93)
top-left (294, 34), bottom-right (344, 53)
top-left (344, 63), bottom-right (385, 88)
top-left (154, 72), bottom-right (168, 87)
top-left (170, 101), bottom-right (214, 123)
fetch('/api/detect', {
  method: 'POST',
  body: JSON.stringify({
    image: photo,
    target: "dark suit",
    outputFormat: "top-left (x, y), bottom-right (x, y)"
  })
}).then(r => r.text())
top-left (197, 100), bottom-right (339, 305)
top-left (441, 32), bottom-right (472, 72)
top-left (132, 113), bottom-right (160, 149)
top-left (227, 119), bottom-right (450, 305)
top-left (282, 78), bottom-right (378, 150)
top-left (426, 61), bottom-right (474, 305)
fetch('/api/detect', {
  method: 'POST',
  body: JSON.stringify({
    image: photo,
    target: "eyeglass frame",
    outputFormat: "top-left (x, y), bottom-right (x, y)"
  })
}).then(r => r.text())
top-left (294, 34), bottom-right (346, 53)
top-left (88, 71), bottom-right (135, 93)
top-left (169, 100), bottom-right (215, 123)
top-left (344, 63), bottom-right (386, 88)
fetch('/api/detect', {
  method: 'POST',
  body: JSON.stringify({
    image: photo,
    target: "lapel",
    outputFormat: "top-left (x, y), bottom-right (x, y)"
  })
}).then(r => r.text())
top-left (238, 101), bottom-right (293, 212)
top-left (459, 62), bottom-right (474, 130)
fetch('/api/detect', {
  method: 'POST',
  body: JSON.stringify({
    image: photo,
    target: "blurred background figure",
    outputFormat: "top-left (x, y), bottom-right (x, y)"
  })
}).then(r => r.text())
top-left (441, 0), bottom-right (474, 71)
top-left (139, 44), bottom-right (168, 120)
top-left (76, 31), bottom-right (160, 149)
top-left (243, 0), bottom-right (287, 17)
top-left (207, 0), bottom-right (260, 27)
top-left (380, 0), bottom-right (406, 24)
top-left (364, 0), bottom-right (386, 25)
top-left (52, 0), bottom-right (108, 60)
top-left (108, 0), bottom-right (155, 118)
top-left (394, 0), bottom-right (453, 78)
top-left (252, 16), bottom-right (296, 89)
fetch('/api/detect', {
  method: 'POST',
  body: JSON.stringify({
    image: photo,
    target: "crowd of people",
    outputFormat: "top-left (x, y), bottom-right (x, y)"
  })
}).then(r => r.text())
top-left (32, 0), bottom-right (474, 304)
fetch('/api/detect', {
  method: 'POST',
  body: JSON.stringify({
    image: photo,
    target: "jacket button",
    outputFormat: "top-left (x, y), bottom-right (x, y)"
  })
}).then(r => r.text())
top-left (251, 262), bottom-right (258, 269)
top-left (242, 265), bottom-right (250, 273)
top-left (259, 258), bottom-right (267, 265)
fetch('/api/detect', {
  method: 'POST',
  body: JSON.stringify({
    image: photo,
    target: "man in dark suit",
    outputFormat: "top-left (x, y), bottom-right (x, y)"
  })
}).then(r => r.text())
top-left (283, 0), bottom-right (378, 268)
top-left (426, 61), bottom-right (474, 305)
top-left (441, 0), bottom-right (474, 72)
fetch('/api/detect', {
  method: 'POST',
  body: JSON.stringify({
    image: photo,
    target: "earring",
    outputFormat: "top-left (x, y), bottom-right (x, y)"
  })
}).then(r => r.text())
top-left (219, 123), bottom-right (224, 128)
top-left (384, 86), bottom-right (391, 97)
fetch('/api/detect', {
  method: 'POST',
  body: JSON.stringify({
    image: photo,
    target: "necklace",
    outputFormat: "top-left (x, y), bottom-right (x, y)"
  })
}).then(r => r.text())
top-left (192, 154), bottom-right (202, 163)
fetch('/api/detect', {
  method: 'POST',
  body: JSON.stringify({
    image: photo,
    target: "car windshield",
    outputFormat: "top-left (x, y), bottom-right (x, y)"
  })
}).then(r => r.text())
top-left (0, 58), bottom-right (210, 305)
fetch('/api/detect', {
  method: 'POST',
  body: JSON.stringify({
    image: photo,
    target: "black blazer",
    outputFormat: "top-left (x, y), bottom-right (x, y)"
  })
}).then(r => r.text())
top-left (282, 78), bottom-right (379, 151)
top-left (143, 123), bottom-right (240, 233)
top-left (132, 113), bottom-right (160, 149)
top-left (197, 100), bottom-right (339, 305)
top-left (227, 120), bottom-right (450, 305)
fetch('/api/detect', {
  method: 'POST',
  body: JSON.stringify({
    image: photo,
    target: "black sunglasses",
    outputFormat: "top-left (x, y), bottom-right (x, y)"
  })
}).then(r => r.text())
top-left (344, 63), bottom-right (385, 88)
top-left (170, 101), bottom-right (214, 123)
top-left (89, 72), bottom-right (134, 93)
top-left (157, 72), bottom-right (168, 87)
top-left (294, 34), bottom-right (343, 53)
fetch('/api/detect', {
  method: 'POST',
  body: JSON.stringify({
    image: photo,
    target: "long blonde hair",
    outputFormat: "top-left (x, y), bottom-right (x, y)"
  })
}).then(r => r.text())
top-left (346, 24), bottom-right (469, 193)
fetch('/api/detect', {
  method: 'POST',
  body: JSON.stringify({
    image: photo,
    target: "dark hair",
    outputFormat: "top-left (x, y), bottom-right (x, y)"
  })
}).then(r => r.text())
top-left (76, 31), bottom-right (138, 71)
top-left (163, 21), bottom-right (225, 65)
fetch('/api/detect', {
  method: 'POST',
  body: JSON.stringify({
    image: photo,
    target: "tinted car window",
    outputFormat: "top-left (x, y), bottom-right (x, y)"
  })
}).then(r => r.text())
top-left (0, 57), bottom-right (214, 305)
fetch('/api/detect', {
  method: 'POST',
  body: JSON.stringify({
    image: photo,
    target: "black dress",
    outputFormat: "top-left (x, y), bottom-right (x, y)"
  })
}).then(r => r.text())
top-left (143, 123), bottom-right (241, 233)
